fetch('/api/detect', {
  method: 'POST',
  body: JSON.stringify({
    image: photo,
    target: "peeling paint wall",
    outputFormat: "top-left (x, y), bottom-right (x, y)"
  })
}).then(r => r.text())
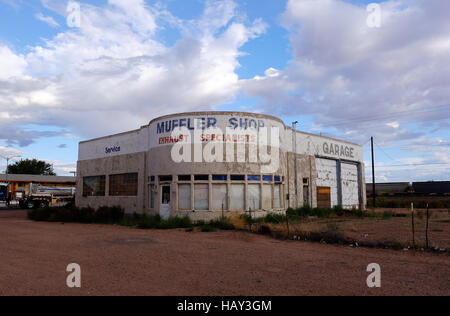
top-left (341, 163), bottom-right (359, 209)
top-left (315, 158), bottom-right (339, 207)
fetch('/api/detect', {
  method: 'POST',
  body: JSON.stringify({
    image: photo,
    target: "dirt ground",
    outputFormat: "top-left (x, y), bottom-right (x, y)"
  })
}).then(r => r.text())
top-left (0, 210), bottom-right (449, 296)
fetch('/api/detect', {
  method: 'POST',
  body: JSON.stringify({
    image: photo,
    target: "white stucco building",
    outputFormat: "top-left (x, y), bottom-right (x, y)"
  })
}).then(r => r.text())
top-left (76, 112), bottom-right (366, 220)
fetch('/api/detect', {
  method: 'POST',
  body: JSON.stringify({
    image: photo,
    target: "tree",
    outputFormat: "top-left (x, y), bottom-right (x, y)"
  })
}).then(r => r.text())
top-left (7, 159), bottom-right (56, 176)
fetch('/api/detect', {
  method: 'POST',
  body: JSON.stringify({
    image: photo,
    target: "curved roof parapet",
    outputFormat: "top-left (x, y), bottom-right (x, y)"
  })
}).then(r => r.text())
top-left (149, 111), bottom-right (286, 126)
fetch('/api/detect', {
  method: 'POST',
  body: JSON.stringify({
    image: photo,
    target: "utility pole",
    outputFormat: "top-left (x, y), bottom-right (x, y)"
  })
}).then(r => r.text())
top-left (371, 137), bottom-right (376, 209)
top-left (292, 121), bottom-right (299, 208)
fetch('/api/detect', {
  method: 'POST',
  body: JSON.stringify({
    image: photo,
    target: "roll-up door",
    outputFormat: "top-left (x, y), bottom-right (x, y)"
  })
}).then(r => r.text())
top-left (341, 162), bottom-right (360, 209)
top-left (315, 158), bottom-right (338, 207)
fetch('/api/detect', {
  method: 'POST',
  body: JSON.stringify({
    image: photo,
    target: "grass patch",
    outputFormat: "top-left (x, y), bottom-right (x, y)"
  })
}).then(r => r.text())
top-left (382, 211), bottom-right (395, 220)
top-left (28, 206), bottom-right (237, 232)
top-left (368, 197), bottom-right (450, 209)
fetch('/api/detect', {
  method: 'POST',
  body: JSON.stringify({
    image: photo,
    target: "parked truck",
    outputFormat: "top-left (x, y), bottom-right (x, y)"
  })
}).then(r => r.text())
top-left (16, 183), bottom-right (76, 209)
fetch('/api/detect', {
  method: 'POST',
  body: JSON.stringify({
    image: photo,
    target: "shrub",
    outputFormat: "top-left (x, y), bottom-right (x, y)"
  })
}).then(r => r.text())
top-left (382, 211), bottom-right (395, 219)
top-left (333, 205), bottom-right (345, 217)
top-left (160, 216), bottom-right (193, 229)
top-left (28, 207), bottom-right (52, 221)
top-left (208, 218), bottom-right (235, 230)
top-left (327, 222), bottom-right (340, 232)
top-left (95, 206), bottom-right (125, 223)
top-left (263, 213), bottom-right (286, 224)
top-left (200, 225), bottom-right (216, 232)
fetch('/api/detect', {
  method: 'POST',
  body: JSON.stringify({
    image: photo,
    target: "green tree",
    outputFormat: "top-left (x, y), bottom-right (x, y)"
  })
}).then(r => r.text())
top-left (7, 159), bottom-right (56, 176)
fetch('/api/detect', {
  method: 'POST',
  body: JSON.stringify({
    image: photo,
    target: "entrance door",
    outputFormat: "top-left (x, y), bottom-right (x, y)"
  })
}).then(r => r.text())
top-left (317, 187), bottom-right (331, 209)
top-left (160, 185), bottom-right (171, 220)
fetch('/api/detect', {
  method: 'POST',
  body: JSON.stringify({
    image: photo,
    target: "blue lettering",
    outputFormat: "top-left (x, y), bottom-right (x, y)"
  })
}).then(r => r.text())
top-left (187, 118), bottom-right (195, 130)
top-left (229, 118), bottom-right (238, 130)
top-left (207, 117), bottom-right (217, 129)
top-left (197, 117), bottom-right (206, 130)
top-left (165, 120), bottom-right (172, 133)
top-left (179, 119), bottom-right (187, 128)
top-left (240, 118), bottom-right (248, 130)
top-left (157, 122), bottom-right (165, 134)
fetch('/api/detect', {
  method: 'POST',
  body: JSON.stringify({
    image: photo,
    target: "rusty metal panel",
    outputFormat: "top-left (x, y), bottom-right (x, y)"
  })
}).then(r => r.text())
top-left (317, 187), bottom-right (331, 209)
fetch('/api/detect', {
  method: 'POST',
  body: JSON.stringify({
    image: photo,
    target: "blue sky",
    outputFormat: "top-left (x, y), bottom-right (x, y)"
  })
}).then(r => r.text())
top-left (0, 0), bottom-right (449, 181)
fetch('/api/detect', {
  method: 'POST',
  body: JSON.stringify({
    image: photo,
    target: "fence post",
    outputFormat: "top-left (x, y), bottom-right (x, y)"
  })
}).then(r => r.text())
top-left (285, 209), bottom-right (290, 240)
top-left (426, 203), bottom-right (430, 249)
top-left (411, 202), bottom-right (415, 248)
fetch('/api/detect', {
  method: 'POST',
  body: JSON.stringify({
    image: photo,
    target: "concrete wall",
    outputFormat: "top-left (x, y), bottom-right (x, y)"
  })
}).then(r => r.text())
top-left (76, 152), bottom-right (147, 214)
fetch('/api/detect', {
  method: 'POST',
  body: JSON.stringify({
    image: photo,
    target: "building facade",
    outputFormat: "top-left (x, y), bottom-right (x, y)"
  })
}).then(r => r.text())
top-left (76, 112), bottom-right (366, 220)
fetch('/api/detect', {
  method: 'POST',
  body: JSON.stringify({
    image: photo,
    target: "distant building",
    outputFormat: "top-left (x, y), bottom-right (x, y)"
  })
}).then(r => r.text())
top-left (0, 174), bottom-right (76, 201)
top-left (366, 181), bottom-right (450, 196)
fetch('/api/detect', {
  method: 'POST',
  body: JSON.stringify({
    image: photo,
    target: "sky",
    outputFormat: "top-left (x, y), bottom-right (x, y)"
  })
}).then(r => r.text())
top-left (0, 0), bottom-right (449, 182)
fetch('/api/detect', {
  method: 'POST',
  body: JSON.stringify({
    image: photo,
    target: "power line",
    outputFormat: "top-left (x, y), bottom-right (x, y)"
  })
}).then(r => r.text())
top-left (316, 104), bottom-right (450, 127)
top-left (365, 162), bottom-right (450, 168)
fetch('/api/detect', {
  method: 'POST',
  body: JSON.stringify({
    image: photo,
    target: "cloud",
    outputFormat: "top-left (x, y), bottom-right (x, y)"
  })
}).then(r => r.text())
top-left (35, 13), bottom-right (60, 28)
top-left (58, 144), bottom-right (67, 148)
top-left (241, 0), bottom-right (450, 146)
top-left (0, 146), bottom-right (24, 159)
top-left (0, 0), bottom-right (266, 143)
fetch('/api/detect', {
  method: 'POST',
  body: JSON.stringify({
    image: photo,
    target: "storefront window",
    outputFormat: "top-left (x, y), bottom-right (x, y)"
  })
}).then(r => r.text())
top-left (109, 173), bottom-right (138, 196)
top-left (194, 184), bottom-right (209, 210)
top-left (248, 184), bottom-right (261, 210)
top-left (230, 184), bottom-right (245, 211)
top-left (262, 185), bottom-right (272, 209)
top-left (178, 184), bottom-right (191, 210)
top-left (274, 184), bottom-right (282, 208)
top-left (212, 184), bottom-right (227, 210)
top-left (83, 176), bottom-right (106, 197)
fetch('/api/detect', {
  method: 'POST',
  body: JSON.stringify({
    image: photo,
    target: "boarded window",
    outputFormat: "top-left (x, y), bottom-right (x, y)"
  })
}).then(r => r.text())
top-left (212, 184), bottom-right (227, 210)
top-left (262, 185), bottom-right (272, 210)
top-left (230, 184), bottom-right (245, 211)
top-left (178, 184), bottom-right (191, 210)
top-left (274, 184), bottom-right (282, 208)
top-left (248, 184), bottom-right (261, 210)
top-left (317, 187), bottom-right (331, 209)
top-left (109, 173), bottom-right (138, 196)
top-left (83, 176), bottom-right (105, 197)
top-left (194, 184), bottom-right (209, 210)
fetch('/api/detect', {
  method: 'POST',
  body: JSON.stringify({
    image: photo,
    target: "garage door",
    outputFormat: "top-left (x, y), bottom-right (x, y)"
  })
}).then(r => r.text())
top-left (317, 187), bottom-right (331, 209)
top-left (315, 158), bottom-right (338, 207)
top-left (341, 162), bottom-right (360, 209)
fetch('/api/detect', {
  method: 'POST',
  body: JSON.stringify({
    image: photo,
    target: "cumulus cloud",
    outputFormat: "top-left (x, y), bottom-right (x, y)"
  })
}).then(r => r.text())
top-left (35, 13), bottom-right (60, 27)
top-left (0, 0), bottom-right (266, 145)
